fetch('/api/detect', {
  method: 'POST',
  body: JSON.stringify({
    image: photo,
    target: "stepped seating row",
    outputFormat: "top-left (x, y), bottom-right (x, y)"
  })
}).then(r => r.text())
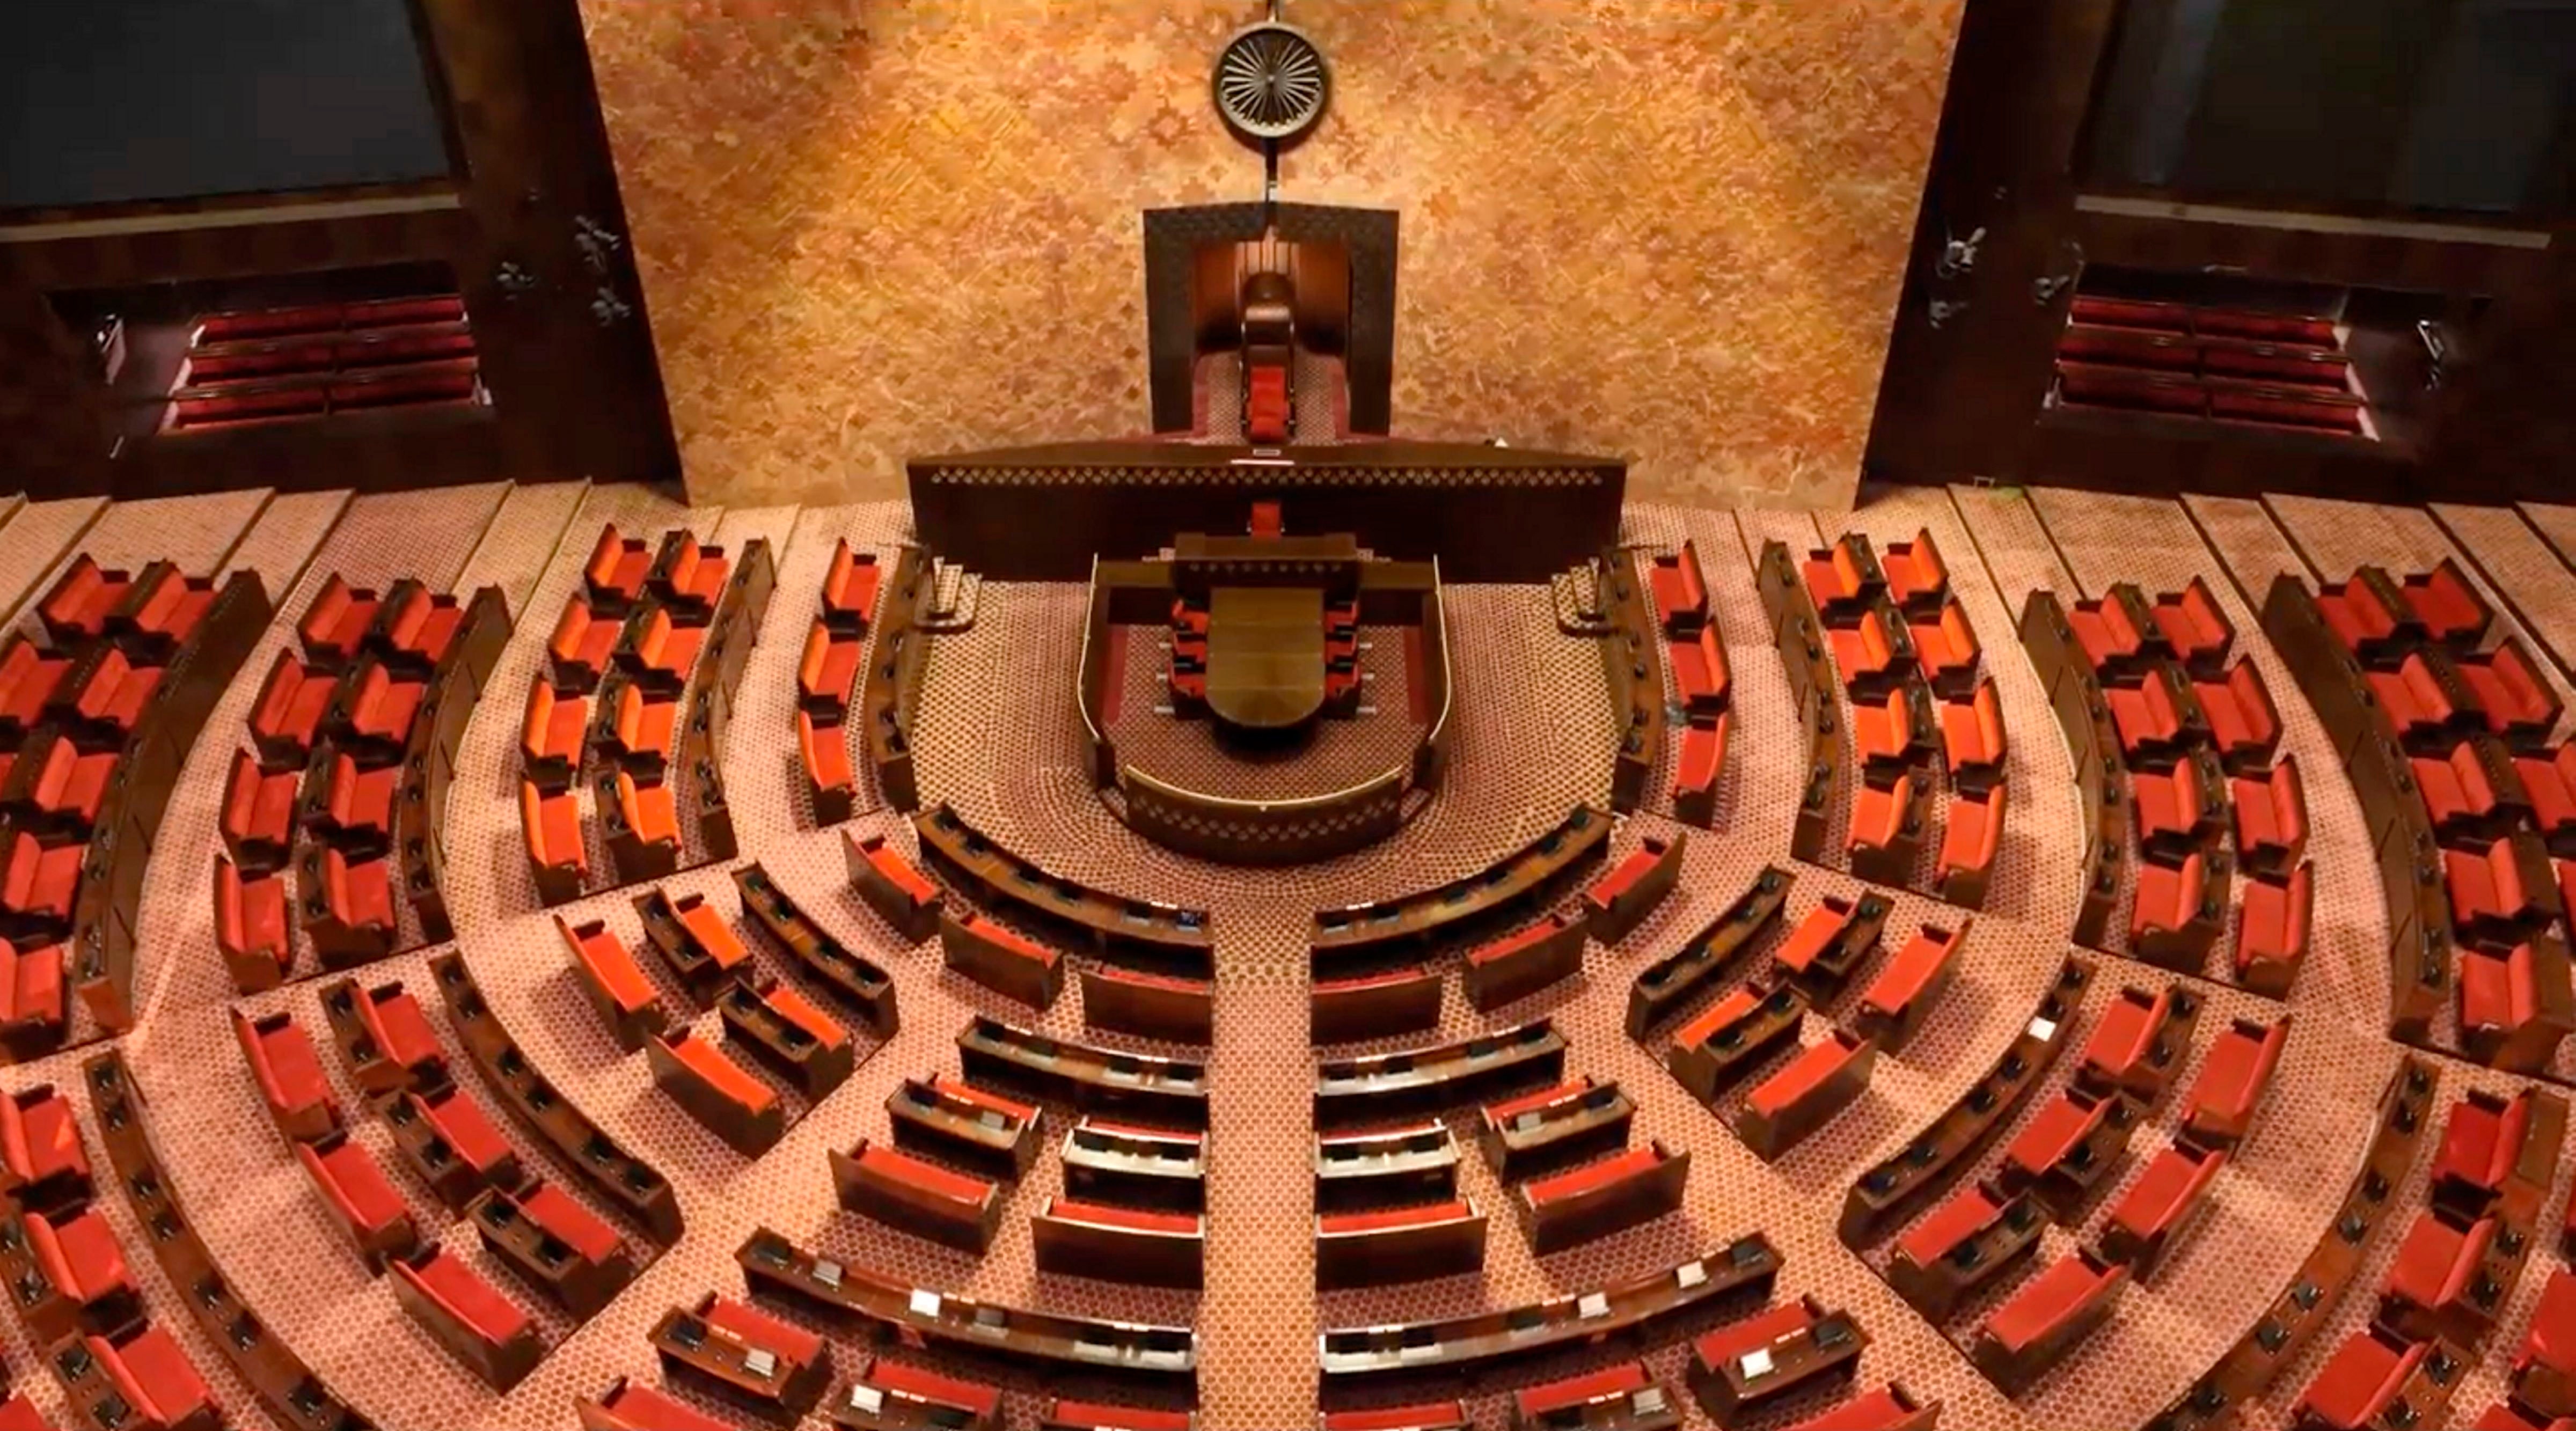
top-left (1647, 541), bottom-right (1733, 826)
top-left (1754, 542), bottom-right (1847, 862)
top-left (796, 538), bottom-right (883, 823)
top-left (1588, 548), bottom-right (1668, 813)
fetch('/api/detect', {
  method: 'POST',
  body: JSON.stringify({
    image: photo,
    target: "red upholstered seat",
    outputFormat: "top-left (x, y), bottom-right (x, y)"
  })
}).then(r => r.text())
top-left (321, 848), bottom-right (396, 941)
top-left (520, 780), bottom-right (588, 886)
top-left (0, 635), bottom-right (70, 739)
top-left (345, 663), bottom-right (426, 751)
top-left (2434, 1087), bottom-right (2538, 1209)
top-left (2516, 745), bottom-right (2576, 854)
top-left (930, 1075), bottom-right (1037, 1122)
top-left (1908, 598), bottom-right (1980, 700)
top-left (248, 651), bottom-right (338, 766)
top-left (2069, 593), bottom-right (2147, 676)
top-left (2133, 758), bottom-right (2209, 854)
top-left (1850, 772), bottom-right (1914, 857)
top-left (1673, 713), bottom-right (1726, 813)
top-left (27, 1205), bottom-right (136, 1312)
top-left (797, 709), bottom-right (853, 808)
top-left (0, 833), bottom-right (82, 938)
top-left (1649, 541), bottom-right (1708, 635)
top-left (606, 683), bottom-right (679, 768)
top-left (38, 556), bottom-right (129, 644)
top-left (1318, 1200), bottom-right (1472, 1235)
top-left (586, 1379), bottom-right (735, 1431)
top-left (1483, 1078), bottom-right (1593, 1127)
top-left (1855, 923), bottom-right (1963, 1040)
top-left (2461, 640), bottom-right (2563, 750)
top-left (2447, 837), bottom-right (2550, 941)
top-left (561, 914), bottom-right (662, 1026)
top-left (299, 573), bottom-right (380, 666)
top-left (2405, 560), bottom-right (2492, 649)
top-left (2317, 575), bottom-right (2414, 664)
top-left (661, 1030), bottom-right (778, 1117)
top-left (1514, 1361), bottom-right (1651, 1420)
top-left (1936, 786), bottom-right (2006, 899)
top-left (19, 733), bottom-right (116, 833)
top-left (1941, 679), bottom-right (2006, 787)
top-left (297, 1133), bottom-right (416, 1255)
top-left (1693, 1299), bottom-right (1820, 1371)
top-left (1882, 530), bottom-right (1947, 615)
top-left (413, 1083), bottom-right (520, 1186)
top-left (87, 1325), bottom-right (215, 1431)
top-left (1320, 1401), bottom-right (1467, 1431)
top-left (2383, 1206), bottom-right (2499, 1329)
top-left (397, 1245), bottom-right (532, 1347)
top-left (821, 540), bottom-right (881, 633)
top-left (0, 1087), bottom-right (89, 1195)
top-left (2131, 850), bottom-right (2208, 948)
top-left (221, 746), bottom-right (298, 869)
top-left (628, 608), bottom-right (706, 693)
top-left (216, 857), bottom-right (293, 988)
top-left (550, 597), bottom-right (623, 689)
top-left (233, 1007), bottom-right (339, 1140)
top-left (1979, 1247), bottom-right (2126, 1360)
top-left (67, 647), bottom-right (162, 737)
top-left (378, 586), bottom-right (465, 671)
top-left (1245, 361), bottom-right (1291, 444)
top-left (522, 681), bottom-right (589, 788)
top-left (857, 1141), bottom-right (994, 1206)
top-left (587, 526), bottom-right (654, 607)
top-left (1670, 623), bottom-right (1729, 713)
top-left (1052, 1400), bottom-right (1196, 1431)
top-left (2102, 1142), bottom-right (2224, 1268)
top-left (2458, 943), bottom-right (2572, 1070)
top-left (2107, 669), bottom-right (2189, 759)
top-left (2150, 578), bottom-right (2234, 677)
top-left (2296, 1326), bottom-right (2431, 1430)
top-left (2180, 1016), bottom-right (2289, 1148)
top-left (2078, 986), bottom-right (2185, 1098)
top-left (1522, 1146), bottom-right (1660, 1206)
top-left (1803, 541), bottom-right (1877, 621)
top-left (119, 566), bottom-right (214, 656)
top-left (2195, 659), bottom-right (2280, 770)
top-left (2235, 863), bottom-right (2312, 995)
top-left (614, 771), bottom-right (679, 848)
top-left (1853, 687), bottom-right (1919, 769)
top-left (1827, 609), bottom-right (1903, 694)
top-left (0, 1395), bottom-right (53, 1431)
top-left (654, 533), bottom-right (730, 611)
top-left (0, 940), bottom-right (64, 1038)
top-left (1047, 1197), bottom-right (1200, 1234)
top-left (2228, 757), bottom-right (2307, 874)
top-left (855, 1356), bottom-right (1002, 1420)
top-left (2369, 655), bottom-right (2465, 749)
top-left (2003, 1089), bottom-right (2113, 1186)
top-left (799, 620), bottom-right (863, 714)
top-left (1772, 898), bottom-right (1859, 982)
top-left (356, 984), bottom-right (444, 1080)
top-left (1895, 1180), bottom-right (2014, 1276)
top-left (1780, 1385), bottom-right (1940, 1431)
top-left (324, 752), bottom-right (400, 844)
top-left (2514, 1268), bottom-right (2576, 1414)
top-left (704, 1296), bottom-right (823, 1366)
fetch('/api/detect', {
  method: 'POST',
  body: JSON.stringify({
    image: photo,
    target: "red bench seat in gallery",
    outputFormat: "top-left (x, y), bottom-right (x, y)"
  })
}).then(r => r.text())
top-left (2150, 577), bottom-right (2234, 678)
top-left (0, 635), bottom-right (70, 742)
top-left (2069, 588), bottom-right (2151, 678)
top-left (296, 1129), bottom-right (420, 1265)
top-left (2294, 1324), bottom-right (2455, 1431)
top-left (11, 731), bottom-right (114, 836)
top-left (2193, 659), bottom-right (2281, 773)
top-left (1940, 678), bottom-right (2006, 793)
top-left (833, 1137), bottom-right (1005, 1252)
top-left (1935, 786), bottom-right (2007, 909)
top-left (551, 597), bottom-right (624, 693)
top-left (60, 647), bottom-right (162, 740)
top-left (401, 1082), bottom-right (523, 1202)
top-left (392, 1244), bottom-right (540, 1390)
top-left (521, 681), bottom-right (590, 791)
top-left (1692, 1300), bottom-right (1823, 1396)
top-left (232, 1007), bottom-right (340, 1142)
top-left (798, 710), bottom-right (854, 824)
top-left (651, 533), bottom-right (731, 614)
top-left (1673, 713), bottom-right (1727, 826)
top-left (1586, 833), bottom-right (1683, 943)
top-left (0, 834), bottom-right (82, 945)
top-left (2133, 757), bottom-right (2213, 856)
top-left (320, 752), bottom-right (400, 849)
top-left (37, 557), bottom-right (130, 645)
top-left (799, 620), bottom-right (863, 717)
top-left (623, 608), bottom-right (706, 698)
top-left (1803, 538), bottom-right (1881, 622)
top-left (845, 831), bottom-right (941, 941)
top-left (2473, 1405), bottom-right (2576, 1430)
top-left (1462, 913), bottom-right (1583, 1010)
top-left (341, 662), bottom-right (427, 755)
top-left (560, 915), bottom-right (668, 1054)
top-left (1972, 1247), bottom-right (2128, 1392)
top-left (1779, 1384), bottom-right (1941, 1431)
top-left (2461, 640), bottom-right (2564, 752)
top-left (2516, 746), bottom-right (2576, 854)
top-left (2235, 863), bottom-right (2312, 997)
top-left (579, 1378), bottom-right (741, 1431)
top-left (248, 650), bottom-right (339, 769)
top-left (2458, 942), bottom-right (2574, 1073)
top-left (1853, 686), bottom-right (1928, 772)
top-left (1851, 921), bottom-right (1965, 1052)
top-left (1889, 1182), bottom-right (2041, 1319)
top-left (2131, 850), bottom-right (2219, 966)
top-left (298, 574), bottom-right (382, 670)
top-left (377, 585), bottom-right (466, 674)
top-left (1739, 1028), bottom-right (1876, 1158)
top-left (334, 980), bottom-right (446, 1096)
top-left (587, 526), bottom-right (655, 611)
top-left (1848, 770), bottom-right (1918, 877)
top-left (24, 1203), bottom-right (140, 1338)
top-left (1044, 1400), bottom-right (1197, 1431)
top-left (2001, 1087), bottom-right (2139, 1218)
top-left (2077, 985), bottom-right (2197, 1106)
top-left (650, 1030), bottom-right (783, 1156)
top-left (2447, 836), bottom-right (2558, 944)
top-left (2107, 665), bottom-right (2192, 760)
top-left (0, 1396), bottom-right (53, 1431)
top-left (2180, 1015), bottom-right (2289, 1149)
top-left (2434, 1087), bottom-right (2552, 1215)
top-left (1317, 1400), bottom-right (1468, 1431)
top-left (1770, 895), bottom-right (1873, 989)
top-left (2416, 738), bottom-right (2525, 843)
top-left (943, 911), bottom-right (1064, 1009)
top-left (2381, 1205), bottom-right (2509, 1344)
top-left (2403, 559), bottom-right (2492, 650)
top-left (2099, 1141), bottom-right (2225, 1274)
top-left (1034, 1196), bottom-right (1206, 1288)
top-left (85, 1324), bottom-right (218, 1431)
top-left (1512, 1361), bottom-right (1670, 1428)
top-left (304, 847), bottom-right (396, 964)
top-left (1670, 622), bottom-right (1729, 713)
top-left (1880, 529), bottom-right (1946, 615)
top-left (1827, 609), bottom-right (1908, 697)
top-left (1650, 541), bottom-right (1708, 635)
top-left (0, 1086), bottom-right (90, 1209)
top-left (0, 939), bottom-right (64, 1048)
top-left (2369, 654), bottom-right (2471, 752)
top-left (221, 747), bottom-right (298, 872)
top-left (2317, 570), bottom-right (2421, 666)
top-left (839, 1356), bottom-right (1001, 1430)
top-left (603, 683), bottom-right (678, 774)
top-left (2513, 1267), bottom-right (2576, 1418)
top-left (1909, 598), bottom-right (1981, 700)
top-left (2230, 757), bottom-right (2308, 875)
top-left (820, 540), bottom-right (881, 636)
top-left (520, 781), bottom-right (588, 906)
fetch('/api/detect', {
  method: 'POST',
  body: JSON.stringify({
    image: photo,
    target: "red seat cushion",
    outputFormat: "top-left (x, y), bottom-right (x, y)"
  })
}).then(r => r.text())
top-left (90, 1326), bottom-right (213, 1429)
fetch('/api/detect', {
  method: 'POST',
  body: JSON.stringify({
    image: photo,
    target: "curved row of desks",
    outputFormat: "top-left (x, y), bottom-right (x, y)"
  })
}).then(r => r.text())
top-left (1754, 541), bottom-right (1843, 863)
top-left (680, 537), bottom-right (775, 861)
top-left (914, 803), bottom-right (1212, 976)
top-left (1308, 804), bottom-right (1609, 973)
top-left (1593, 546), bottom-right (1668, 813)
top-left (860, 547), bottom-right (934, 812)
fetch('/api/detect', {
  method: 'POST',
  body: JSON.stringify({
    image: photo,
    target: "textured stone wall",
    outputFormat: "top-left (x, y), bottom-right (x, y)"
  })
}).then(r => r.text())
top-left (580, 0), bottom-right (1964, 510)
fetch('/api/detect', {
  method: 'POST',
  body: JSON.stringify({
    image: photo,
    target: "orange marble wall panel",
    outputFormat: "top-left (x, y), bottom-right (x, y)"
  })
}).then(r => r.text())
top-left (579, 0), bottom-right (1963, 510)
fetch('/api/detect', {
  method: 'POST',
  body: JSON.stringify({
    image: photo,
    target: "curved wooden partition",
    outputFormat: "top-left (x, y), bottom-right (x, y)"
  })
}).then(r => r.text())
top-left (1594, 547), bottom-right (1668, 813)
top-left (1315, 1236), bottom-right (1779, 1387)
top-left (682, 537), bottom-right (775, 861)
top-left (1314, 1019), bottom-right (1566, 1129)
top-left (2139, 1056), bottom-right (2435, 1430)
top-left (914, 803), bottom-right (1213, 976)
top-left (1839, 956), bottom-right (2092, 1244)
top-left (1626, 865), bottom-right (1794, 1040)
top-left (738, 1226), bottom-right (1197, 1387)
top-left (860, 546), bottom-right (934, 812)
top-left (78, 570), bottom-right (272, 1030)
top-left (398, 586), bottom-right (510, 943)
top-left (1076, 556), bottom-right (1456, 863)
top-left (2019, 591), bottom-right (2131, 950)
top-left (957, 1016), bottom-right (1208, 1131)
top-left (426, 952), bottom-right (683, 1242)
top-left (2261, 577), bottom-right (2451, 1042)
top-left (731, 862), bottom-right (897, 1037)
top-left (83, 1050), bottom-right (377, 1431)
top-left (1754, 541), bottom-right (1843, 862)
top-left (1308, 805), bottom-right (1610, 974)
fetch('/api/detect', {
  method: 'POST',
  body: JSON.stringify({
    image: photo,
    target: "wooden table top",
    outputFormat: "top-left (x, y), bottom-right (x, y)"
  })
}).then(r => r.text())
top-left (1205, 585), bottom-right (1326, 731)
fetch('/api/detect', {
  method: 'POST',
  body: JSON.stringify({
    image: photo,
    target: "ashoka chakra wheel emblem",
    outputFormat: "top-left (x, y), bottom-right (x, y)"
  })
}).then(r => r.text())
top-left (1213, 21), bottom-right (1329, 142)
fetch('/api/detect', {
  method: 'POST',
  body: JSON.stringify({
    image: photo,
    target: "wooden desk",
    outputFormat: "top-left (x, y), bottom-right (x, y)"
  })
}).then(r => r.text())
top-left (1204, 585), bottom-right (1325, 731)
